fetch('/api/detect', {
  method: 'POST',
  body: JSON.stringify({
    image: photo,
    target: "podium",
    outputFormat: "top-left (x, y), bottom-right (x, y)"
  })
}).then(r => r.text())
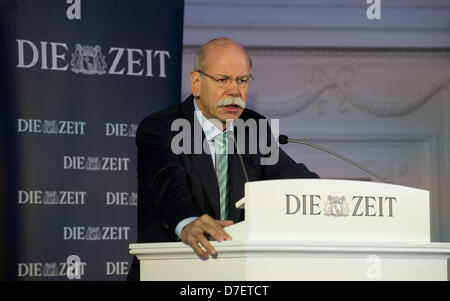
top-left (129, 179), bottom-right (450, 280)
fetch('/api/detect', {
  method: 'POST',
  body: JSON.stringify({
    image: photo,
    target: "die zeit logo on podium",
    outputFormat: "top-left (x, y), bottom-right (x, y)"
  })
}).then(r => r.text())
top-left (285, 194), bottom-right (397, 217)
top-left (16, 39), bottom-right (171, 77)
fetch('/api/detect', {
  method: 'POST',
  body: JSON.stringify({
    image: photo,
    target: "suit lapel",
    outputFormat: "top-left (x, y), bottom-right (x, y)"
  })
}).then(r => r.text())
top-left (180, 97), bottom-right (220, 219)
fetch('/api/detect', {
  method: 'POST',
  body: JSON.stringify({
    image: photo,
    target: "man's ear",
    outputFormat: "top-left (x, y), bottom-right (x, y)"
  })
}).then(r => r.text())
top-left (190, 71), bottom-right (201, 98)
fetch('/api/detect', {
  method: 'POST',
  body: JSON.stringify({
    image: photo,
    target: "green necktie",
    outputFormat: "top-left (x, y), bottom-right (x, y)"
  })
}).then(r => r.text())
top-left (214, 132), bottom-right (229, 220)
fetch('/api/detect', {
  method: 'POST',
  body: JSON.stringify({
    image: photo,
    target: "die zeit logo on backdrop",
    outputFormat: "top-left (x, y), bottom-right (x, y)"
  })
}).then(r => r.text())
top-left (63, 156), bottom-right (130, 171)
top-left (16, 39), bottom-right (171, 77)
top-left (285, 194), bottom-right (397, 217)
top-left (63, 226), bottom-right (131, 240)
top-left (18, 190), bottom-right (87, 205)
top-left (17, 119), bottom-right (86, 135)
top-left (106, 192), bottom-right (137, 206)
top-left (105, 123), bottom-right (138, 138)
top-left (17, 261), bottom-right (87, 278)
top-left (106, 262), bottom-right (129, 276)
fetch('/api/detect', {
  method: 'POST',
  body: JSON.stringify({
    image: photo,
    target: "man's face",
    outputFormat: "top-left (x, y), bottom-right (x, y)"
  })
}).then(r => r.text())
top-left (190, 43), bottom-right (251, 127)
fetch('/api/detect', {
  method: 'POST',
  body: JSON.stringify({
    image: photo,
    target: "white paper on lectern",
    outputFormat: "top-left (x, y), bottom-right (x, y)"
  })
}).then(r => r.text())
top-left (225, 179), bottom-right (430, 243)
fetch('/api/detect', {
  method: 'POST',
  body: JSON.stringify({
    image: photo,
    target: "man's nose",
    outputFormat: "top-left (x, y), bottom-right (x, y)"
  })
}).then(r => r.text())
top-left (227, 79), bottom-right (241, 97)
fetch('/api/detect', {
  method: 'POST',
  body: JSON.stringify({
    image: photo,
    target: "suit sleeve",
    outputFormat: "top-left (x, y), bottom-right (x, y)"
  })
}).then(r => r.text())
top-left (136, 116), bottom-right (201, 235)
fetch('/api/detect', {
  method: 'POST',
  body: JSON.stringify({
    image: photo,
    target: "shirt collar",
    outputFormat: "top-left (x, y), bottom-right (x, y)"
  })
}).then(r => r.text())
top-left (193, 98), bottom-right (234, 141)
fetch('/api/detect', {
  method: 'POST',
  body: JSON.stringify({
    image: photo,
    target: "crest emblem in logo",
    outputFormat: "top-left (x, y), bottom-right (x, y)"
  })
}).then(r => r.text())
top-left (42, 263), bottom-right (59, 277)
top-left (70, 44), bottom-right (107, 75)
top-left (129, 124), bottom-right (138, 137)
top-left (86, 227), bottom-right (102, 240)
top-left (43, 191), bottom-right (59, 205)
top-left (85, 157), bottom-right (101, 170)
top-left (42, 120), bottom-right (59, 134)
top-left (129, 192), bottom-right (138, 206)
top-left (324, 196), bottom-right (349, 217)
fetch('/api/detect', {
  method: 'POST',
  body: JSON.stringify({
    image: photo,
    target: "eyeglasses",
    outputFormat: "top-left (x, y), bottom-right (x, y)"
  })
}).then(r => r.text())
top-left (196, 70), bottom-right (254, 88)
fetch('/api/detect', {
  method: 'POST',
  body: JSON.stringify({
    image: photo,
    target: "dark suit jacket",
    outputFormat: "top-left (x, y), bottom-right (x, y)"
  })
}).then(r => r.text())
top-left (127, 95), bottom-right (318, 280)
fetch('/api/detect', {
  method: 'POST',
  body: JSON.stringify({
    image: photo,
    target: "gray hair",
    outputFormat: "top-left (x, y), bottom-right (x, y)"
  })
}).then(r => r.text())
top-left (194, 37), bottom-right (253, 71)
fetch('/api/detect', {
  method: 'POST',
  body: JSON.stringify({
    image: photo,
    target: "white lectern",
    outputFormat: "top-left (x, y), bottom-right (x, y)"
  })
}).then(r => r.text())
top-left (130, 179), bottom-right (450, 281)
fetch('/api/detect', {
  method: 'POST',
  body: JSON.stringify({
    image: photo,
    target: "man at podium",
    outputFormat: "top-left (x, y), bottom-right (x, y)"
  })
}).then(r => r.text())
top-left (127, 37), bottom-right (318, 281)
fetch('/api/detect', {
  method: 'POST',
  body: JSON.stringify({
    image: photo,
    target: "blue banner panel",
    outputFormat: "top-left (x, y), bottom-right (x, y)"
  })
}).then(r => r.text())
top-left (0, 0), bottom-right (184, 280)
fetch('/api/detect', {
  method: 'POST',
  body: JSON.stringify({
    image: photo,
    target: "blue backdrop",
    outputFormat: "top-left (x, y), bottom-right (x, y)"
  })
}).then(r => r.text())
top-left (0, 0), bottom-right (184, 280)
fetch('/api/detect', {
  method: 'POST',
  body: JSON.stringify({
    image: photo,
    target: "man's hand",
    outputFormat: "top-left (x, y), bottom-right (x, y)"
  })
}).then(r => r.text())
top-left (180, 214), bottom-right (234, 259)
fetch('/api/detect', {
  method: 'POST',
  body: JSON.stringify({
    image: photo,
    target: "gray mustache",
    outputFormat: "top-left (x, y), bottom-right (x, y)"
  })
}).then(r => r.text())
top-left (217, 96), bottom-right (246, 109)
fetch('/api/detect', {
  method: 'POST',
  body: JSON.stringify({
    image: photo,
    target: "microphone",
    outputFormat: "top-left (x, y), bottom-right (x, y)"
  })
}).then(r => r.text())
top-left (278, 134), bottom-right (392, 184)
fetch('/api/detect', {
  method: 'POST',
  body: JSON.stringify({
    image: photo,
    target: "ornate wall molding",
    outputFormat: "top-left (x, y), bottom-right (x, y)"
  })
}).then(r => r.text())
top-left (246, 66), bottom-right (450, 117)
